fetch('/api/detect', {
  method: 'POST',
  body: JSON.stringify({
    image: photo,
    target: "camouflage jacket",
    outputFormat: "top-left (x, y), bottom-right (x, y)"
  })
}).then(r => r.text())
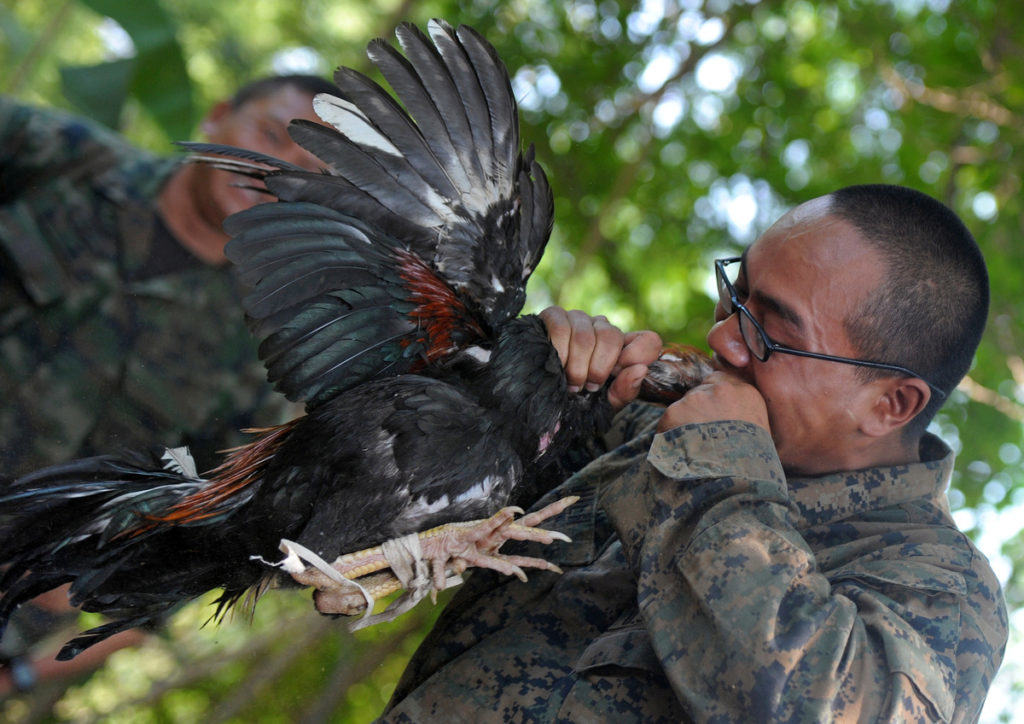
top-left (0, 97), bottom-right (285, 476)
top-left (383, 404), bottom-right (1007, 723)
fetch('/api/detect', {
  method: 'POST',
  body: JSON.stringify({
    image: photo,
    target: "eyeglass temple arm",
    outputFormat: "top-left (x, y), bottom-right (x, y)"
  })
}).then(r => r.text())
top-left (769, 344), bottom-right (947, 399)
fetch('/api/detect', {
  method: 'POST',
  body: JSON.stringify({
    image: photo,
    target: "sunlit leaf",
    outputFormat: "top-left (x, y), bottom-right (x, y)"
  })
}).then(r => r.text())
top-left (58, 57), bottom-right (134, 129)
top-left (77, 0), bottom-right (195, 139)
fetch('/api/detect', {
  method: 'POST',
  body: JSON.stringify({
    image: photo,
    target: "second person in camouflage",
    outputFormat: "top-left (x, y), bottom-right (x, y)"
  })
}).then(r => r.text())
top-left (0, 76), bottom-right (336, 476)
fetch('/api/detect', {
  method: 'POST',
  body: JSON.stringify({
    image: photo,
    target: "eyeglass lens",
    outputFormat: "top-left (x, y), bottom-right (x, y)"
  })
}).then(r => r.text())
top-left (738, 313), bottom-right (768, 361)
top-left (716, 266), bottom-right (734, 314)
top-left (718, 261), bottom-right (770, 362)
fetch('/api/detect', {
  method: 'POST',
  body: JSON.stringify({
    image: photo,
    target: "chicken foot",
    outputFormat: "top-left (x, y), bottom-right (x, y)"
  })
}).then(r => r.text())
top-left (283, 495), bottom-right (579, 628)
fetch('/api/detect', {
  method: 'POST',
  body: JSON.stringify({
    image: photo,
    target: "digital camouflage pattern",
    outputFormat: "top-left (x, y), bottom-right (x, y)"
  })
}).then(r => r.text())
top-left (0, 97), bottom-right (288, 476)
top-left (383, 403), bottom-right (1007, 722)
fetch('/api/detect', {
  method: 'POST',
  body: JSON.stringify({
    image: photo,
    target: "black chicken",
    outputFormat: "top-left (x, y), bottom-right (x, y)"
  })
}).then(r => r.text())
top-left (0, 20), bottom-right (710, 659)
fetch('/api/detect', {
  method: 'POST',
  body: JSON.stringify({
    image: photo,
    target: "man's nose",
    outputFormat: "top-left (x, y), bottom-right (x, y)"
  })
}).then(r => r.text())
top-left (707, 313), bottom-right (751, 368)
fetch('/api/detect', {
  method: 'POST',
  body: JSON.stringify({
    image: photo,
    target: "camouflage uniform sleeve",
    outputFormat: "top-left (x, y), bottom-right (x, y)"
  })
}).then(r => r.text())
top-left (0, 96), bottom-right (125, 182)
top-left (599, 420), bottom-right (959, 722)
top-left (0, 96), bottom-right (128, 305)
top-left (602, 401), bottom-right (663, 450)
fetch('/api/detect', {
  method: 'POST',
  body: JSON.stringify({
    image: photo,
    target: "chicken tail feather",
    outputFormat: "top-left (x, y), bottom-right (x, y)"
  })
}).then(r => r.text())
top-left (0, 448), bottom-right (268, 658)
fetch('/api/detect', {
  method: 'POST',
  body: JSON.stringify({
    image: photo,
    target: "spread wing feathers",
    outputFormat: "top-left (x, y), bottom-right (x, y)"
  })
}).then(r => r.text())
top-left (225, 20), bottom-right (548, 322)
top-left (224, 202), bottom-right (485, 405)
top-left (184, 19), bottom-right (553, 401)
top-left (358, 19), bottom-right (543, 321)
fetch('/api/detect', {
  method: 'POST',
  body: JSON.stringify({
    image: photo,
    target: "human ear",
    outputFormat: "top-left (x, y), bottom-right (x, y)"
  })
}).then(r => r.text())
top-left (860, 378), bottom-right (931, 437)
top-left (200, 100), bottom-right (233, 137)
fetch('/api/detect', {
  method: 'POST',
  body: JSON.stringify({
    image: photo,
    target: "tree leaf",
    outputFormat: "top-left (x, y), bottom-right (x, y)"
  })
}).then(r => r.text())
top-left (77, 0), bottom-right (195, 140)
top-left (58, 57), bottom-right (134, 129)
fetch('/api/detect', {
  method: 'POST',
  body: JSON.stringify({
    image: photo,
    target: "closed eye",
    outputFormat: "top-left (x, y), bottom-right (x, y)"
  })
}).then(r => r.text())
top-left (261, 124), bottom-right (286, 146)
top-left (750, 289), bottom-right (804, 335)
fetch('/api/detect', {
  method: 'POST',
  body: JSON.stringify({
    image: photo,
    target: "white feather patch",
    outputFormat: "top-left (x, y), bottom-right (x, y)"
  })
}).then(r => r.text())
top-left (313, 93), bottom-right (401, 157)
top-left (161, 447), bottom-right (199, 480)
top-left (463, 345), bottom-right (492, 364)
top-left (408, 493), bottom-right (451, 517)
top-left (404, 474), bottom-right (503, 523)
top-left (455, 474), bottom-right (502, 503)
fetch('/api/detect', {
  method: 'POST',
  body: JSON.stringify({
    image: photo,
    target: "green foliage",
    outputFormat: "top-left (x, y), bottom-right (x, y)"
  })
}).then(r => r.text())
top-left (58, 56), bottom-right (134, 129)
top-left (70, 0), bottom-right (196, 139)
top-left (1, 0), bottom-right (1022, 719)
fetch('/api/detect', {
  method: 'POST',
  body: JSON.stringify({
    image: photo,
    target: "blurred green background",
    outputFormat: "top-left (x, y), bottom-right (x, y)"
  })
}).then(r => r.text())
top-left (1, 0), bottom-right (1021, 720)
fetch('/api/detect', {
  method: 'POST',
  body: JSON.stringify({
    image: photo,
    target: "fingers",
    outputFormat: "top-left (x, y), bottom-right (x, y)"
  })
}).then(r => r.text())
top-left (607, 363), bottom-right (648, 411)
top-left (539, 306), bottom-right (667, 410)
top-left (539, 306), bottom-right (573, 367)
top-left (540, 307), bottom-right (625, 392)
top-left (616, 330), bottom-right (664, 372)
top-left (656, 370), bottom-right (769, 432)
top-left (607, 330), bottom-right (664, 410)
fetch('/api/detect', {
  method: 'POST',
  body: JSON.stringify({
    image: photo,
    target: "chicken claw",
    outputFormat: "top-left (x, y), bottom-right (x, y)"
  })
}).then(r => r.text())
top-left (418, 494), bottom-right (580, 593)
top-left (287, 495), bottom-right (579, 626)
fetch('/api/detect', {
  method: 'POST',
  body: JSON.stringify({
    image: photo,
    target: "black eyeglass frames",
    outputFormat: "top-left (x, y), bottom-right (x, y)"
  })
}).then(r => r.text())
top-left (714, 257), bottom-right (946, 400)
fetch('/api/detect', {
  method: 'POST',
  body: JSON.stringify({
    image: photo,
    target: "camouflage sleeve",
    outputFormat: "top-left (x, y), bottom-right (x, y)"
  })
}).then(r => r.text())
top-left (0, 95), bottom-right (124, 186)
top-left (601, 401), bottom-right (663, 450)
top-left (599, 420), bottom-right (962, 722)
top-left (0, 96), bottom-right (131, 306)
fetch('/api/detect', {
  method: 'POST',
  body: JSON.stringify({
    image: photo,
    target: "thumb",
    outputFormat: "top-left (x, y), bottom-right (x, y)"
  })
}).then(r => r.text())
top-left (608, 363), bottom-right (648, 411)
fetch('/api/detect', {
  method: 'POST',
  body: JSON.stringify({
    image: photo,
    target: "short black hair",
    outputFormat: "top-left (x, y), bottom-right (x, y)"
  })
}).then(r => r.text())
top-left (229, 74), bottom-right (339, 109)
top-left (830, 184), bottom-right (989, 439)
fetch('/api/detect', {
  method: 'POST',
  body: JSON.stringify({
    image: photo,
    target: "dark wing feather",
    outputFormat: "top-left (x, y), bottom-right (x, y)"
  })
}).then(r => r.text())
top-left (175, 141), bottom-right (310, 173)
top-left (224, 202), bottom-right (483, 405)
top-left (393, 22), bottom-right (487, 187)
top-left (287, 111), bottom-right (445, 228)
top-left (366, 36), bottom-right (476, 196)
top-left (329, 66), bottom-right (461, 199)
top-left (424, 21), bottom-right (494, 180)
top-left (262, 172), bottom-right (435, 249)
top-left (517, 147), bottom-right (554, 284)
top-left (454, 23), bottom-right (518, 180)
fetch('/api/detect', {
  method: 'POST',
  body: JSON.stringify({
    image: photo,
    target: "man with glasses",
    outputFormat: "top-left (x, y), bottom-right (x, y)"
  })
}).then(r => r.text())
top-left (378, 184), bottom-right (1006, 721)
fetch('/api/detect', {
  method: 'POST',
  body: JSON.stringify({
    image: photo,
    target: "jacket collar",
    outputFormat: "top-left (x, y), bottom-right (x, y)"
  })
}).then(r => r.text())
top-left (786, 433), bottom-right (953, 528)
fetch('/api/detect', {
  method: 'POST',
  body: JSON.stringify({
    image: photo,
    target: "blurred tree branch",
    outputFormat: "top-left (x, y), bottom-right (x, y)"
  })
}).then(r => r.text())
top-left (552, 4), bottom-right (748, 300)
top-left (881, 64), bottom-right (1017, 128)
top-left (4, 0), bottom-right (75, 94)
top-left (958, 375), bottom-right (1024, 423)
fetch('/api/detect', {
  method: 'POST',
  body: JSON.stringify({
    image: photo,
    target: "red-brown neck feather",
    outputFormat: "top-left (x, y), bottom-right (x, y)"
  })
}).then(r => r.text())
top-left (395, 249), bottom-right (485, 367)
